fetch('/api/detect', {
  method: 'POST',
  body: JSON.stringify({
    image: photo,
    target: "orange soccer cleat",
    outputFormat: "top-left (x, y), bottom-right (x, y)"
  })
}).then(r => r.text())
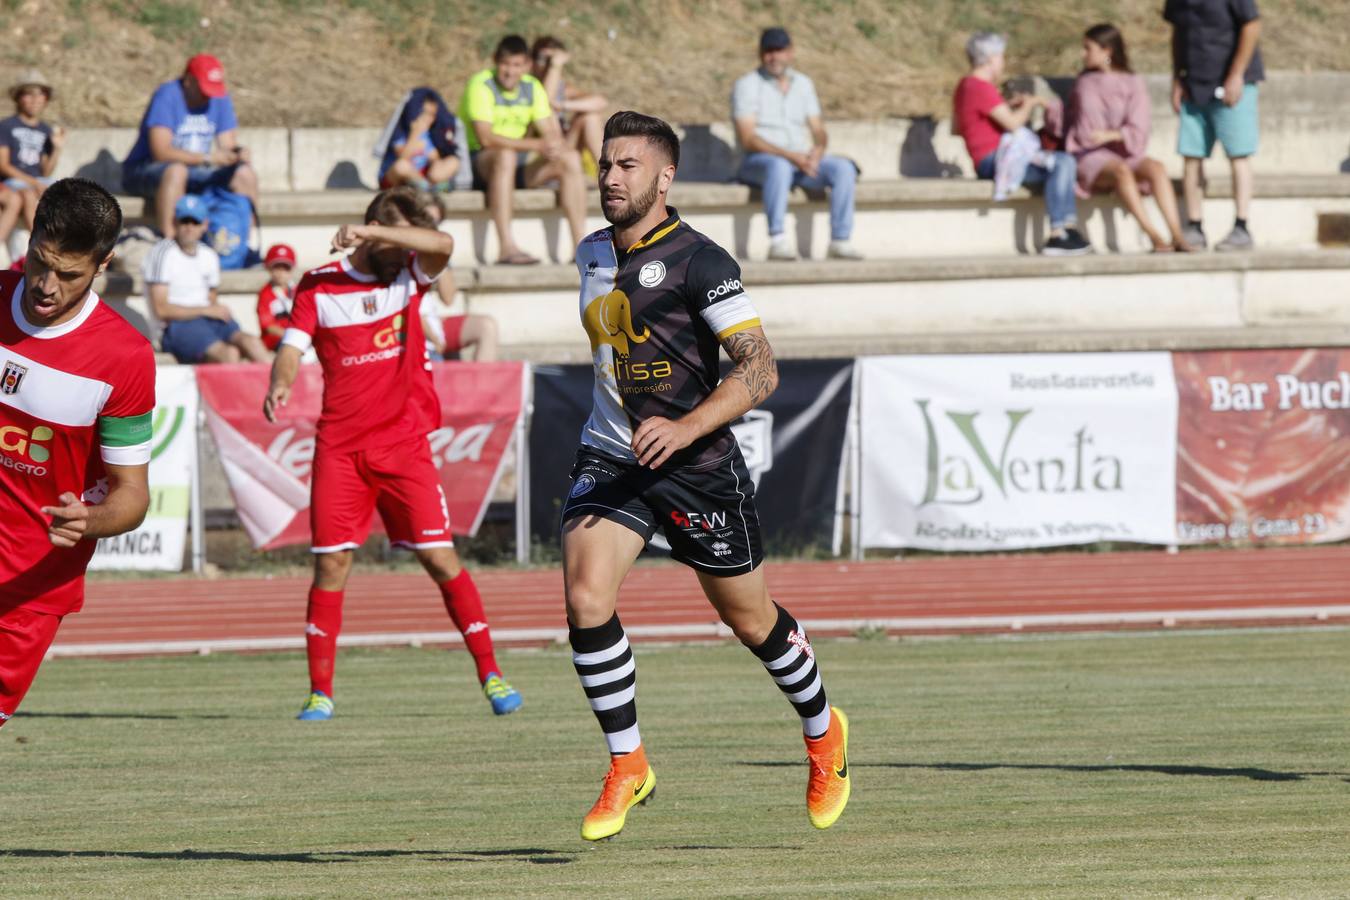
top-left (580, 745), bottom-right (656, 841)
top-left (804, 706), bottom-right (851, 829)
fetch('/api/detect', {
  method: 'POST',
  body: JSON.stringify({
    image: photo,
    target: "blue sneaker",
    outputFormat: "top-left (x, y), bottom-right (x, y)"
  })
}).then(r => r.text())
top-left (482, 674), bottom-right (522, 716)
top-left (297, 690), bottom-right (334, 721)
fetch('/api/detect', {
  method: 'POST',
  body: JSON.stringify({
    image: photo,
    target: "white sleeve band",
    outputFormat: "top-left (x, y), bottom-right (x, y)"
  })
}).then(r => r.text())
top-left (281, 328), bottom-right (313, 353)
top-left (101, 441), bottom-right (152, 466)
top-left (413, 255), bottom-right (444, 287)
top-left (701, 293), bottom-right (760, 337)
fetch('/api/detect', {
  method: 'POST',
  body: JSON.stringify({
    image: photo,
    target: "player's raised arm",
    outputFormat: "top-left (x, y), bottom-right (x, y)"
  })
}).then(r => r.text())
top-left (331, 222), bottom-right (454, 281)
top-left (43, 464), bottom-right (150, 548)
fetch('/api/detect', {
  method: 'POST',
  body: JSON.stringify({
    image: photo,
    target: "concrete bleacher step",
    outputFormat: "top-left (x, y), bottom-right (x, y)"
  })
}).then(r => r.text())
top-left (112, 173), bottom-right (1350, 270)
top-left (104, 248), bottom-right (1350, 361)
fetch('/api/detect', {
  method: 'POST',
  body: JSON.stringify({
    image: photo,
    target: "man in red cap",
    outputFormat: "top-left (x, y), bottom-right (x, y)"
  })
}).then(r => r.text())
top-left (256, 243), bottom-right (297, 351)
top-left (121, 54), bottom-right (258, 239)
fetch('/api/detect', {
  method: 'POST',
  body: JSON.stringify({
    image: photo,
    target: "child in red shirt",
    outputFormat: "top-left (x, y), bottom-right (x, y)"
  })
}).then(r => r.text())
top-left (256, 243), bottom-right (296, 351)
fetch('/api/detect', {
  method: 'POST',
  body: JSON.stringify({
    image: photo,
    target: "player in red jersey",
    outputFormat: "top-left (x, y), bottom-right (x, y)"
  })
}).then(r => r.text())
top-left (263, 186), bottom-right (520, 720)
top-left (0, 178), bottom-right (155, 724)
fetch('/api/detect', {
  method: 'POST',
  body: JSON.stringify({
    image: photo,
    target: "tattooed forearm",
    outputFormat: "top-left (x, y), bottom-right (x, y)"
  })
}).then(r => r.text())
top-left (723, 329), bottom-right (779, 408)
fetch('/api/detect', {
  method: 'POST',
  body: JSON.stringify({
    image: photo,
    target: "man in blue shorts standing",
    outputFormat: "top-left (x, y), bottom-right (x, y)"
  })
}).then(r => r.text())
top-left (121, 54), bottom-right (259, 241)
top-left (1166, 0), bottom-right (1263, 251)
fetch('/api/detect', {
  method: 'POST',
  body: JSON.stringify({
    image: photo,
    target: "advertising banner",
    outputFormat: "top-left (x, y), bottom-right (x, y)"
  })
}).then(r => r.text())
top-left (1174, 349), bottom-right (1350, 544)
top-left (197, 362), bottom-right (526, 550)
top-left (859, 353), bottom-right (1179, 551)
top-left (90, 365), bottom-right (198, 570)
top-left (529, 360), bottom-right (854, 556)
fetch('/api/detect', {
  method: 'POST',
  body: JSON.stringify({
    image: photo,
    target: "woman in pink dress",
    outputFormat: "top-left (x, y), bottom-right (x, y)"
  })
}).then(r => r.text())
top-left (1067, 24), bottom-right (1193, 252)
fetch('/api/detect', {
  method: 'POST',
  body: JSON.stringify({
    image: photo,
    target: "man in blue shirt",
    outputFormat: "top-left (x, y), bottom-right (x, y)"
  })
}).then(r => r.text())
top-left (122, 54), bottom-right (258, 240)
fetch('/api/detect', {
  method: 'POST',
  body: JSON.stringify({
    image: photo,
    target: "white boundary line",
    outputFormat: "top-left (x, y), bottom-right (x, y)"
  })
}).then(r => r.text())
top-left (46, 604), bottom-right (1350, 659)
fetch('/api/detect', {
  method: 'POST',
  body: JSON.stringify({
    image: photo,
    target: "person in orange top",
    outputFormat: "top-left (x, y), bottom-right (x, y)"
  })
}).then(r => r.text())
top-left (256, 243), bottom-right (296, 351)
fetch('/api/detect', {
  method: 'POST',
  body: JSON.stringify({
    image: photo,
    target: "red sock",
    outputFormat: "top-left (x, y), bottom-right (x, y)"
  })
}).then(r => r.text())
top-left (305, 587), bottom-right (343, 697)
top-left (439, 569), bottom-right (500, 683)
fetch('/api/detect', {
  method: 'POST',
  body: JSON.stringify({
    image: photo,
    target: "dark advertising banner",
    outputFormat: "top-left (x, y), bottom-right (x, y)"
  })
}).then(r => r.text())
top-left (529, 360), bottom-right (854, 557)
top-left (1174, 349), bottom-right (1350, 544)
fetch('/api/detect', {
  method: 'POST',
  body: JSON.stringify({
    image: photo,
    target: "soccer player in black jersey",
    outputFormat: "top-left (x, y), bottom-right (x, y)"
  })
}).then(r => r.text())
top-left (560, 111), bottom-right (850, 841)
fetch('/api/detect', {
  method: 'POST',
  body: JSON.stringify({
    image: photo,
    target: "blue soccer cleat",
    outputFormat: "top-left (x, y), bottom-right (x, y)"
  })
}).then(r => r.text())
top-left (482, 673), bottom-right (522, 716)
top-left (297, 690), bottom-right (335, 721)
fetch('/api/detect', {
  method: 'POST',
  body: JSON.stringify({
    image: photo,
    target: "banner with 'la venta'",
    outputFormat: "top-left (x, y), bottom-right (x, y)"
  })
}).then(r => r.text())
top-left (90, 365), bottom-right (198, 570)
top-left (859, 354), bottom-right (1179, 551)
top-left (196, 362), bottom-right (526, 550)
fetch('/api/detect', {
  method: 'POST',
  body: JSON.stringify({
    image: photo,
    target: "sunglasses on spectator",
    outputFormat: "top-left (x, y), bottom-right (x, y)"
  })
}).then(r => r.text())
top-left (177, 217), bottom-right (204, 225)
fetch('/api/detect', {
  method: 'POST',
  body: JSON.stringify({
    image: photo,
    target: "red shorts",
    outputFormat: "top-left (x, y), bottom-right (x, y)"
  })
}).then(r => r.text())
top-left (310, 440), bottom-right (453, 553)
top-left (0, 606), bottom-right (63, 725)
top-left (442, 314), bottom-right (467, 353)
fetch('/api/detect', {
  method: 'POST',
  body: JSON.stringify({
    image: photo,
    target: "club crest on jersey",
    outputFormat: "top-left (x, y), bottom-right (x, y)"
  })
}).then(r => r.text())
top-left (362, 296), bottom-right (378, 316)
top-left (638, 261), bottom-right (666, 288)
top-left (1, 361), bottom-right (27, 395)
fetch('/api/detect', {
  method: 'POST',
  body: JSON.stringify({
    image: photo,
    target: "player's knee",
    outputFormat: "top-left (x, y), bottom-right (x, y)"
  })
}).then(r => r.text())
top-left (564, 581), bottom-right (617, 627)
top-left (416, 548), bottom-right (461, 582)
top-left (314, 551), bottom-right (353, 587)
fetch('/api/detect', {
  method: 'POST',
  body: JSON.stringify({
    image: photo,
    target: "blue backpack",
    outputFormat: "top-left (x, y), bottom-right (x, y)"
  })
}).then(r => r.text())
top-left (202, 185), bottom-right (261, 269)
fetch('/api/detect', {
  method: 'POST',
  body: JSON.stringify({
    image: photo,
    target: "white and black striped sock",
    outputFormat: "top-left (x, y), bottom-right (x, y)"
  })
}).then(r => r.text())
top-left (750, 604), bottom-right (831, 738)
top-left (569, 613), bottom-right (641, 755)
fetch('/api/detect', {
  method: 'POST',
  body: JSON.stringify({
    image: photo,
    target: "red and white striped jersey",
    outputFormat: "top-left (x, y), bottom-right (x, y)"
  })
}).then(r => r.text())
top-left (281, 254), bottom-right (439, 453)
top-left (0, 271), bottom-right (156, 615)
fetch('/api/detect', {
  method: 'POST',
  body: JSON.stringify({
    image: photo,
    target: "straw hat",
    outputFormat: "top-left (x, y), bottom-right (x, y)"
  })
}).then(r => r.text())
top-left (9, 68), bottom-right (53, 101)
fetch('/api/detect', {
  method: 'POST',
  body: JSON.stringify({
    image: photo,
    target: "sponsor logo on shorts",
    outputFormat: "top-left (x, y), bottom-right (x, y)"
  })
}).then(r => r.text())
top-left (711, 540), bottom-right (733, 557)
top-left (421, 528), bottom-right (446, 536)
top-left (570, 473), bottom-right (597, 498)
top-left (0, 709), bottom-right (10, 721)
top-left (2, 360), bottom-right (28, 395)
top-left (638, 261), bottom-right (666, 288)
top-left (670, 509), bottom-right (731, 534)
top-left (705, 278), bottom-right (743, 302)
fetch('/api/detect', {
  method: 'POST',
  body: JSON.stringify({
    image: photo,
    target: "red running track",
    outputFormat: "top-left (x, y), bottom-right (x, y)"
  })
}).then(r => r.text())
top-left (52, 546), bottom-right (1350, 657)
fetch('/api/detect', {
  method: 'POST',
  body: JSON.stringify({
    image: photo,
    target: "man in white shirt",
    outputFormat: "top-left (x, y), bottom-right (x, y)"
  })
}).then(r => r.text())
top-left (732, 27), bottom-right (862, 261)
top-left (142, 194), bottom-right (268, 363)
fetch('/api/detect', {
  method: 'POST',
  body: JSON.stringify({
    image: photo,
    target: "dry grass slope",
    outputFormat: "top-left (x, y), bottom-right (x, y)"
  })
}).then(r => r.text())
top-left (1, 0), bottom-right (1347, 130)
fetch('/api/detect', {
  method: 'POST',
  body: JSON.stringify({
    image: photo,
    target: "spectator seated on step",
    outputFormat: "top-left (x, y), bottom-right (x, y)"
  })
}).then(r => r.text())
top-left (530, 35), bottom-right (608, 174)
top-left (144, 194), bottom-right (270, 365)
top-left (416, 192), bottom-right (498, 362)
top-left (953, 32), bottom-right (1092, 256)
top-left (375, 87), bottom-right (461, 192)
top-left (0, 69), bottom-right (64, 262)
top-left (732, 27), bottom-right (862, 262)
top-left (121, 54), bottom-right (258, 241)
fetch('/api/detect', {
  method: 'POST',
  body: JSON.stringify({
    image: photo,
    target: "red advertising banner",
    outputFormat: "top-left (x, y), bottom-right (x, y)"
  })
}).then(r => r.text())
top-left (1174, 349), bottom-right (1350, 544)
top-left (196, 362), bottom-right (526, 550)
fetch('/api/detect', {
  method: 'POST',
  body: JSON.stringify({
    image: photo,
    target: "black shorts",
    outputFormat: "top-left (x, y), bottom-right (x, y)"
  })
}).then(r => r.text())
top-left (560, 447), bottom-right (764, 576)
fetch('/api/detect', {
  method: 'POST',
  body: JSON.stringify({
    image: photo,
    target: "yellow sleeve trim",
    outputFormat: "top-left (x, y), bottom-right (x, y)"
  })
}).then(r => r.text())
top-left (717, 318), bottom-right (761, 341)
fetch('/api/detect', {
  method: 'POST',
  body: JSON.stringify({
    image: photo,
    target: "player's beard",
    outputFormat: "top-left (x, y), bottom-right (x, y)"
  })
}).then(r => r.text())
top-left (604, 173), bottom-right (661, 229)
top-left (369, 249), bottom-right (406, 283)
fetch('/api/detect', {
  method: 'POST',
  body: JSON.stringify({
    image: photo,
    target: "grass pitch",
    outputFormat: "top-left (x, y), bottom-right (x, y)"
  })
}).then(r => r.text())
top-left (3, 629), bottom-right (1348, 897)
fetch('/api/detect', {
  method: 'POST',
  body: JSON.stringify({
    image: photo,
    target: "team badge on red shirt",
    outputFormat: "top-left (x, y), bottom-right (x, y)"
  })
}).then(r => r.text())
top-left (362, 296), bottom-right (378, 316)
top-left (2, 361), bottom-right (27, 395)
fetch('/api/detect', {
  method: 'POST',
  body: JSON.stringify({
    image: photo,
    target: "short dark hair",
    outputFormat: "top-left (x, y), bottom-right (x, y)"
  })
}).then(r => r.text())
top-left (364, 186), bottom-right (436, 230)
top-left (603, 111), bottom-right (680, 170)
top-left (32, 178), bottom-right (123, 262)
top-left (494, 34), bottom-right (529, 60)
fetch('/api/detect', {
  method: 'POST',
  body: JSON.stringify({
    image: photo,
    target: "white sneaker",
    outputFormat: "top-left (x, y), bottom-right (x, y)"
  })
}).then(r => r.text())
top-left (827, 240), bottom-right (864, 261)
top-left (768, 236), bottom-right (797, 261)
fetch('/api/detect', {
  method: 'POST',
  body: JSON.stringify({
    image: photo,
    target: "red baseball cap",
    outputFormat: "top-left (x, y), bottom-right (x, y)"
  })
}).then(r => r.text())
top-left (264, 244), bottom-right (297, 267)
top-left (185, 54), bottom-right (227, 98)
